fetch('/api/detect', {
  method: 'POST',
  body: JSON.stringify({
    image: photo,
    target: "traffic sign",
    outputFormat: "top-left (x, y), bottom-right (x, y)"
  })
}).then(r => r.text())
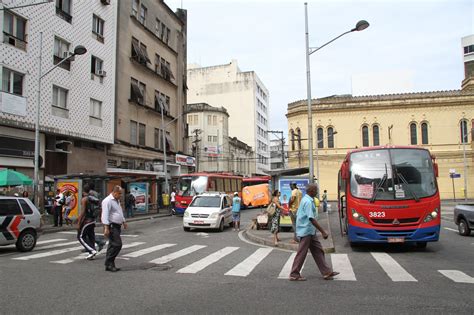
top-left (449, 173), bottom-right (461, 179)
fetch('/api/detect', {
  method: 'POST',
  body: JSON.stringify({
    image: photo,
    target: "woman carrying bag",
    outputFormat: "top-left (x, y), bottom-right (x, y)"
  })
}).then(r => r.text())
top-left (268, 189), bottom-right (285, 246)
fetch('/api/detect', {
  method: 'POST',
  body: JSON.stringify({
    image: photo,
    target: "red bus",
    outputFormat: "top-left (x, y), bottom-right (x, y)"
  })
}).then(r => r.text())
top-left (174, 172), bottom-right (243, 215)
top-left (338, 146), bottom-right (440, 248)
top-left (242, 176), bottom-right (271, 187)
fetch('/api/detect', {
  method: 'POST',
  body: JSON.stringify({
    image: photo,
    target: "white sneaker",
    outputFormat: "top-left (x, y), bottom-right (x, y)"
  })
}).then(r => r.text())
top-left (86, 250), bottom-right (97, 260)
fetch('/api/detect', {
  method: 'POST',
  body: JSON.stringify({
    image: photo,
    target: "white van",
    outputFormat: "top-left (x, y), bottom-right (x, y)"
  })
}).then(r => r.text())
top-left (0, 197), bottom-right (42, 251)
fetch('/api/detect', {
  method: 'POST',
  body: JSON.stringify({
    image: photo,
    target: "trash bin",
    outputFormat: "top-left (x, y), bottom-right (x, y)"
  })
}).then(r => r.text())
top-left (162, 193), bottom-right (170, 206)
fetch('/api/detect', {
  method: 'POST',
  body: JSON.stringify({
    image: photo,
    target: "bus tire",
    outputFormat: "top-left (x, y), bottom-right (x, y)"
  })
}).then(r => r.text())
top-left (415, 242), bottom-right (427, 249)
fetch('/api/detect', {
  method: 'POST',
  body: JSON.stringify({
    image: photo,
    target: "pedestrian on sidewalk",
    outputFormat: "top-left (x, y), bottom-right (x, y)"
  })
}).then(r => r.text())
top-left (170, 187), bottom-right (176, 215)
top-left (289, 183), bottom-right (339, 281)
top-left (101, 185), bottom-right (127, 272)
top-left (232, 192), bottom-right (241, 231)
top-left (63, 191), bottom-right (73, 225)
top-left (270, 190), bottom-right (285, 246)
top-left (322, 190), bottom-right (328, 213)
top-left (77, 184), bottom-right (103, 260)
top-left (53, 189), bottom-right (64, 227)
top-left (125, 191), bottom-right (135, 218)
top-left (288, 182), bottom-right (302, 244)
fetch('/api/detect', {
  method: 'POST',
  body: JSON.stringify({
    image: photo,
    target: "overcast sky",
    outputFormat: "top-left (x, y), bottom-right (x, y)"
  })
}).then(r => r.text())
top-left (166, 0), bottom-right (472, 139)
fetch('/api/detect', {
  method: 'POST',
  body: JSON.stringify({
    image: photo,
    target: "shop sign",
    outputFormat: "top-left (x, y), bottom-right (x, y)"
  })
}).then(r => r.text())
top-left (176, 154), bottom-right (196, 167)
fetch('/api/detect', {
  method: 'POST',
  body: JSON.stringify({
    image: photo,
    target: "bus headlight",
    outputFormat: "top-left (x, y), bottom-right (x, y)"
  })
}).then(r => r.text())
top-left (424, 208), bottom-right (439, 222)
top-left (351, 209), bottom-right (368, 224)
top-left (184, 211), bottom-right (190, 217)
top-left (209, 212), bottom-right (219, 219)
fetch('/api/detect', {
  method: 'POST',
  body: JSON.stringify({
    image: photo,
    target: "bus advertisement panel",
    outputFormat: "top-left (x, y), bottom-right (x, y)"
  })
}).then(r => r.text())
top-left (338, 146), bottom-right (440, 248)
top-left (242, 183), bottom-right (270, 207)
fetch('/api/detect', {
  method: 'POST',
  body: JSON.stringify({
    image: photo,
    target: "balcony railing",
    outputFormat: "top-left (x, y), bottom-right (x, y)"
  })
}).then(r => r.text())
top-left (3, 32), bottom-right (27, 50)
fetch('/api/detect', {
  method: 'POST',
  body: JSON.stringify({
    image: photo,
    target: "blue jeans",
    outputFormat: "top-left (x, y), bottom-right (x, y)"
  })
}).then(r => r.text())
top-left (126, 206), bottom-right (134, 218)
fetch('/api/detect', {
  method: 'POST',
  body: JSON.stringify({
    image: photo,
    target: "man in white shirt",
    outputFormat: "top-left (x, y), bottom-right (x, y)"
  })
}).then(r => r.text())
top-left (170, 188), bottom-right (176, 215)
top-left (101, 185), bottom-right (127, 272)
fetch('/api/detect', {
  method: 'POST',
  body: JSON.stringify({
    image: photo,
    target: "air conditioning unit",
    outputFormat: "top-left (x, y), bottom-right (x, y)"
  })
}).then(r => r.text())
top-left (97, 70), bottom-right (107, 77)
top-left (101, 0), bottom-right (111, 5)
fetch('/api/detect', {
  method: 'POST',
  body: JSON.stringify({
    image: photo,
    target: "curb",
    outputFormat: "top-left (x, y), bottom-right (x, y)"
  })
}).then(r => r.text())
top-left (41, 212), bottom-right (172, 235)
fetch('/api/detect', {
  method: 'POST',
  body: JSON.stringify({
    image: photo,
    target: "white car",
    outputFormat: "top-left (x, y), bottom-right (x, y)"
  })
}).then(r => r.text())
top-left (0, 197), bottom-right (42, 251)
top-left (183, 193), bottom-right (233, 232)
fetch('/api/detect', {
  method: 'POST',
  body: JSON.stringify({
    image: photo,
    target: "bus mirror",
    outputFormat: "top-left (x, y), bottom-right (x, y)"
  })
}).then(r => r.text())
top-left (341, 162), bottom-right (349, 180)
top-left (433, 163), bottom-right (439, 177)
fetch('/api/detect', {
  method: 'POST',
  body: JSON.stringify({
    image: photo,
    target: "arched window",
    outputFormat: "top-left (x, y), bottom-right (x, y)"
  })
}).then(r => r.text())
top-left (317, 127), bottom-right (324, 148)
top-left (296, 128), bottom-right (302, 150)
top-left (410, 123), bottom-right (417, 145)
top-left (372, 125), bottom-right (380, 146)
top-left (421, 122), bottom-right (429, 145)
top-left (290, 129), bottom-right (295, 151)
top-left (327, 127), bottom-right (334, 148)
top-left (460, 119), bottom-right (468, 143)
top-left (362, 126), bottom-right (369, 147)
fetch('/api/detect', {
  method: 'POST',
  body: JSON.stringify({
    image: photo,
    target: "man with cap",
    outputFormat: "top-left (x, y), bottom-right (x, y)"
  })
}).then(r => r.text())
top-left (288, 182), bottom-right (302, 243)
top-left (231, 192), bottom-right (241, 231)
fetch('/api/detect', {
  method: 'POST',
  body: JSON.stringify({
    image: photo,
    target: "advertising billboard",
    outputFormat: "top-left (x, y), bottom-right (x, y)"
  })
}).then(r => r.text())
top-left (129, 182), bottom-right (149, 213)
top-left (56, 179), bottom-right (82, 220)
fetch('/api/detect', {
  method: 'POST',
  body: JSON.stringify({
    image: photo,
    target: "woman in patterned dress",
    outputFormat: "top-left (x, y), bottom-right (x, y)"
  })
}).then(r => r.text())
top-left (270, 189), bottom-right (285, 246)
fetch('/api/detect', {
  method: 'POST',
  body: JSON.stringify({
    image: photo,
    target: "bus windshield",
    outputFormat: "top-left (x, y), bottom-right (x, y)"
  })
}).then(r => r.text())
top-left (177, 176), bottom-right (209, 197)
top-left (349, 149), bottom-right (437, 201)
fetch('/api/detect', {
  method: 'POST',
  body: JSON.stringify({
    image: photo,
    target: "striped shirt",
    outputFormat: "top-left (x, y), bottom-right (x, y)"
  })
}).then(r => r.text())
top-left (101, 193), bottom-right (125, 225)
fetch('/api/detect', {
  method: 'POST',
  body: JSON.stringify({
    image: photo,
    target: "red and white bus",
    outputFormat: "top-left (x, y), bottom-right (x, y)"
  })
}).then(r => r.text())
top-left (338, 146), bottom-right (440, 248)
top-left (242, 176), bottom-right (271, 188)
top-left (174, 172), bottom-right (243, 215)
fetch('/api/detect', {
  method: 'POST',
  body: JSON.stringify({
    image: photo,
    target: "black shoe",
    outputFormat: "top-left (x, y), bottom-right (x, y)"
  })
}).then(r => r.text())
top-left (98, 242), bottom-right (105, 252)
top-left (105, 265), bottom-right (119, 272)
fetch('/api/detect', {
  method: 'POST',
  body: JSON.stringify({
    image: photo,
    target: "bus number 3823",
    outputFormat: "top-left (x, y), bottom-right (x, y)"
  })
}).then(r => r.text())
top-left (369, 211), bottom-right (386, 218)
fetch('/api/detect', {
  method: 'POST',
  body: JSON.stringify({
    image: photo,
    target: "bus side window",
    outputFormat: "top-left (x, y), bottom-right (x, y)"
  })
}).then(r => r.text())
top-left (224, 179), bottom-right (231, 192)
top-left (209, 179), bottom-right (216, 191)
top-left (216, 178), bottom-right (224, 192)
top-left (237, 180), bottom-right (242, 192)
top-left (231, 179), bottom-right (236, 192)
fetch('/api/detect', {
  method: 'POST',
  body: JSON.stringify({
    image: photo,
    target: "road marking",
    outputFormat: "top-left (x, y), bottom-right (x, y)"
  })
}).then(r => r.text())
top-left (123, 244), bottom-right (176, 258)
top-left (37, 239), bottom-right (67, 245)
top-left (149, 245), bottom-right (206, 265)
top-left (371, 253), bottom-right (417, 282)
top-left (38, 241), bottom-right (78, 250)
top-left (58, 231), bottom-right (139, 238)
top-left (331, 254), bottom-right (357, 281)
top-left (177, 247), bottom-right (239, 274)
top-left (438, 270), bottom-right (474, 284)
top-left (50, 242), bottom-right (144, 264)
top-left (278, 253), bottom-right (307, 279)
top-left (441, 215), bottom-right (453, 221)
top-left (443, 227), bottom-right (458, 232)
top-left (13, 245), bottom-right (83, 260)
top-left (225, 248), bottom-right (273, 277)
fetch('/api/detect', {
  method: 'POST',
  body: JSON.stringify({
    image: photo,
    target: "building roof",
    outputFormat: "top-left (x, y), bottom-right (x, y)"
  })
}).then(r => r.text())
top-left (186, 103), bottom-right (229, 116)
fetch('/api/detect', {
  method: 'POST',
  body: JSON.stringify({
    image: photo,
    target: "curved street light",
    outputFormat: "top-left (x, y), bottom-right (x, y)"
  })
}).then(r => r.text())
top-left (304, 2), bottom-right (369, 198)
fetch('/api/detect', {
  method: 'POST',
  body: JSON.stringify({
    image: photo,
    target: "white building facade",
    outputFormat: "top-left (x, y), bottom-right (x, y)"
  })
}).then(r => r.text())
top-left (187, 60), bottom-right (270, 175)
top-left (1, 0), bottom-right (117, 199)
top-left (270, 138), bottom-right (288, 170)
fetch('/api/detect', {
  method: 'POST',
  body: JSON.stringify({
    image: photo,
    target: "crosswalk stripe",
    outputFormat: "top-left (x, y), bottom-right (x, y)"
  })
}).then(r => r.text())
top-left (149, 245), bottom-right (206, 265)
top-left (51, 242), bottom-right (145, 264)
top-left (123, 244), bottom-right (176, 258)
top-left (331, 254), bottom-right (356, 281)
top-left (177, 247), bottom-right (239, 274)
top-left (438, 270), bottom-right (474, 284)
top-left (278, 253), bottom-right (296, 279)
top-left (371, 253), bottom-right (417, 282)
top-left (38, 241), bottom-right (79, 250)
top-left (13, 246), bottom-right (84, 260)
top-left (444, 227), bottom-right (457, 232)
top-left (58, 231), bottom-right (139, 238)
top-left (225, 248), bottom-right (273, 277)
top-left (37, 239), bottom-right (67, 245)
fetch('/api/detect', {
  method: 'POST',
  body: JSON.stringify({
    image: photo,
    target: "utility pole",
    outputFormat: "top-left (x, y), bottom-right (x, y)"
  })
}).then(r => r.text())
top-left (192, 129), bottom-right (201, 172)
top-left (268, 130), bottom-right (285, 169)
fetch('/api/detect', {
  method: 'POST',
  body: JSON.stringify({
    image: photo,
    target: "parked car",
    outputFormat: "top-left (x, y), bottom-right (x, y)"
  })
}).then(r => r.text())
top-left (183, 192), bottom-right (233, 232)
top-left (454, 203), bottom-right (474, 236)
top-left (0, 197), bottom-right (42, 251)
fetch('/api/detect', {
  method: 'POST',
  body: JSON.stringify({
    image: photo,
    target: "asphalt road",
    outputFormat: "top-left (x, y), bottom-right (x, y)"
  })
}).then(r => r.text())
top-left (0, 206), bottom-right (472, 314)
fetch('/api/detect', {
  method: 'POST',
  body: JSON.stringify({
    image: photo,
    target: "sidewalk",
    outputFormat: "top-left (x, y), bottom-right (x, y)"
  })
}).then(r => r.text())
top-left (243, 211), bottom-right (335, 253)
top-left (41, 208), bottom-right (172, 234)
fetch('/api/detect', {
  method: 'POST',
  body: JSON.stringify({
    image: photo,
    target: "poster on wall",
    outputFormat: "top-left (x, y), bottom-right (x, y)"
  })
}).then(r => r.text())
top-left (56, 179), bottom-right (82, 220)
top-left (129, 182), bottom-right (149, 213)
top-left (278, 178), bottom-right (309, 206)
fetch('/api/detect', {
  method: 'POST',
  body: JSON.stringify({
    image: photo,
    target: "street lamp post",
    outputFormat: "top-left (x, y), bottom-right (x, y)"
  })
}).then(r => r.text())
top-left (33, 34), bottom-right (87, 206)
top-left (304, 2), bottom-right (369, 195)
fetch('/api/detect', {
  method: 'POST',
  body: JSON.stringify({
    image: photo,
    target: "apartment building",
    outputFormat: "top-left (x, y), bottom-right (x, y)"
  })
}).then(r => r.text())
top-left (0, 0), bottom-right (117, 201)
top-left (187, 60), bottom-right (270, 175)
top-left (270, 138), bottom-right (288, 170)
top-left (107, 0), bottom-right (188, 197)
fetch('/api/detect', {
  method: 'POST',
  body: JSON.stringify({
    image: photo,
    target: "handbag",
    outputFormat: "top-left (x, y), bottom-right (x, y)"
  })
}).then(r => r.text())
top-left (266, 203), bottom-right (276, 217)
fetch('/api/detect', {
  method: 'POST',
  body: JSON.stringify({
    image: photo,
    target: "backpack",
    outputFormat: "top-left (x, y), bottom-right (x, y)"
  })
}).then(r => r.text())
top-left (86, 195), bottom-right (101, 219)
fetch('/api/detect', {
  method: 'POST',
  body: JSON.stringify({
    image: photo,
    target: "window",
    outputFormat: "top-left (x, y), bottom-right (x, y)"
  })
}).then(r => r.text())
top-left (290, 129), bottom-right (295, 151)
top-left (160, 22), bottom-right (166, 39)
top-left (155, 53), bottom-right (160, 73)
top-left (90, 99), bottom-right (102, 119)
top-left (1, 67), bottom-right (24, 96)
top-left (3, 10), bottom-right (27, 50)
top-left (155, 18), bottom-right (161, 36)
top-left (208, 135), bottom-right (212, 142)
top-left (213, 136), bottom-right (217, 142)
top-left (464, 44), bottom-right (474, 55)
top-left (91, 56), bottom-right (103, 75)
top-left (372, 125), bottom-right (379, 146)
top-left (131, 37), bottom-right (150, 65)
top-left (194, 115), bottom-right (198, 124)
top-left (155, 128), bottom-right (164, 150)
top-left (165, 27), bottom-right (170, 44)
top-left (53, 36), bottom-right (71, 70)
top-left (19, 199), bottom-right (33, 215)
top-left (362, 126), bottom-right (369, 147)
top-left (0, 199), bottom-right (22, 216)
top-left (410, 123), bottom-right (417, 145)
top-left (213, 116), bottom-right (217, 126)
top-left (56, 0), bottom-right (72, 23)
top-left (139, 4), bottom-right (147, 25)
top-left (130, 78), bottom-right (145, 104)
top-left (317, 127), bottom-right (324, 148)
top-left (460, 120), bottom-right (468, 144)
top-left (421, 122), bottom-right (429, 145)
top-left (139, 123), bottom-right (146, 146)
top-left (130, 120), bottom-right (138, 145)
top-left (327, 127), bottom-right (334, 148)
top-left (52, 85), bottom-right (68, 108)
top-left (92, 15), bottom-right (104, 42)
top-left (207, 115), bottom-right (212, 125)
top-left (297, 128), bottom-right (301, 150)
top-left (132, 0), bottom-right (139, 17)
